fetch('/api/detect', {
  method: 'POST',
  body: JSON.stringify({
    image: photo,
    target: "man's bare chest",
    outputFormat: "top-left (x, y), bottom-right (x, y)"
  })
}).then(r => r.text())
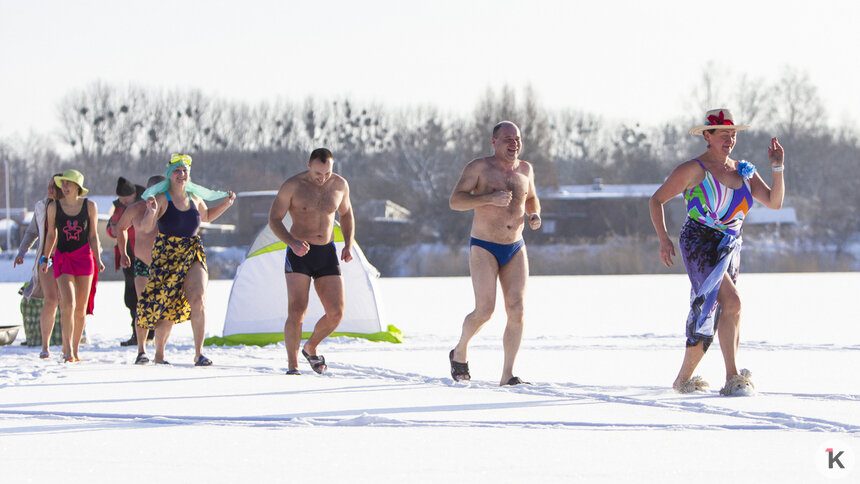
top-left (293, 185), bottom-right (342, 214)
top-left (479, 170), bottom-right (529, 197)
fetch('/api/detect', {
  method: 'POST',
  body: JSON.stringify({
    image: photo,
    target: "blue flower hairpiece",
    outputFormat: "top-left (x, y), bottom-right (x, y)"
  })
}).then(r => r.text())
top-left (737, 160), bottom-right (756, 180)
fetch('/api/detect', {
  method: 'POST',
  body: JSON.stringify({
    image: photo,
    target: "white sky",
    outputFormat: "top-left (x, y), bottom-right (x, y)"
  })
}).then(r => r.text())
top-left (1, 0), bottom-right (858, 145)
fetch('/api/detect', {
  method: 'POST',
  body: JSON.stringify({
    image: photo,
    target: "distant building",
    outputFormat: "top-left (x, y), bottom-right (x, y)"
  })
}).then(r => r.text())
top-left (234, 190), bottom-right (278, 246)
top-left (8, 194), bottom-right (235, 253)
top-left (536, 180), bottom-right (796, 240)
top-left (355, 199), bottom-right (413, 246)
top-left (361, 199), bottom-right (411, 223)
top-left (231, 192), bottom-right (413, 247)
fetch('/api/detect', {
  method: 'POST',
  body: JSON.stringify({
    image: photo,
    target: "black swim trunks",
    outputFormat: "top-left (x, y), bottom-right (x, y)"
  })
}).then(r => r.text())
top-left (285, 242), bottom-right (341, 279)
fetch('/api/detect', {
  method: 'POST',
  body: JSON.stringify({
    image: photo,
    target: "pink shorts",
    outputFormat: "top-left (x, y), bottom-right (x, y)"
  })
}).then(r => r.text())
top-left (53, 245), bottom-right (95, 278)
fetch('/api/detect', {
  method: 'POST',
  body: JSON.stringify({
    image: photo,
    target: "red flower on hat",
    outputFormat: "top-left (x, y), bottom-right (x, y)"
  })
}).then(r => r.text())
top-left (707, 111), bottom-right (734, 126)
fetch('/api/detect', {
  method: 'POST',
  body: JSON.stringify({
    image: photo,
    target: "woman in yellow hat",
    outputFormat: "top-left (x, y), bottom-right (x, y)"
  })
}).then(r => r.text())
top-left (40, 169), bottom-right (105, 362)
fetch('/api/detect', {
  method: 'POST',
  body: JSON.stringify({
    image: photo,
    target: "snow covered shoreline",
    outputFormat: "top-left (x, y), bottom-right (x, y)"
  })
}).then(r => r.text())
top-left (1, 274), bottom-right (857, 482)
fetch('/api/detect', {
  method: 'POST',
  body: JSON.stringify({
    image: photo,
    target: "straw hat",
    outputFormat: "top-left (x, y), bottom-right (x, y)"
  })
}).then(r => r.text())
top-left (688, 108), bottom-right (750, 135)
top-left (54, 169), bottom-right (89, 196)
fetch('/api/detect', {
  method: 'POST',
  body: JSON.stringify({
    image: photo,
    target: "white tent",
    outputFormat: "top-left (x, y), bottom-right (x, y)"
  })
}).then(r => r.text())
top-left (205, 217), bottom-right (402, 346)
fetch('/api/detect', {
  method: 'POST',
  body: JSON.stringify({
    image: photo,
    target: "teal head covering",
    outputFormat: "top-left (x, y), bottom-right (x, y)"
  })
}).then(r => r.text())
top-left (141, 154), bottom-right (228, 201)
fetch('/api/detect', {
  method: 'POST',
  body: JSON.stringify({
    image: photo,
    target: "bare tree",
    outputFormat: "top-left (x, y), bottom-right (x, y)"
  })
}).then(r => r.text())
top-left (770, 66), bottom-right (827, 138)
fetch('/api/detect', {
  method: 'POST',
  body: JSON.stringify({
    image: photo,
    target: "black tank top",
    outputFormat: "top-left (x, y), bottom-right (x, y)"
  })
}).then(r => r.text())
top-left (158, 192), bottom-right (201, 237)
top-left (55, 199), bottom-right (90, 253)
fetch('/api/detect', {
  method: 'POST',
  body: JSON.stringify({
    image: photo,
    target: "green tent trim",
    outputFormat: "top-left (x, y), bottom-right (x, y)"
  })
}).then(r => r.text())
top-left (205, 324), bottom-right (403, 346)
top-left (249, 225), bottom-right (345, 258)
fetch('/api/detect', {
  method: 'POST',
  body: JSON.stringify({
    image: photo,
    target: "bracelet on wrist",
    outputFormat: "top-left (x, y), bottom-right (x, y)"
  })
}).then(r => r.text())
top-left (772, 166), bottom-right (784, 172)
top-left (39, 256), bottom-right (48, 264)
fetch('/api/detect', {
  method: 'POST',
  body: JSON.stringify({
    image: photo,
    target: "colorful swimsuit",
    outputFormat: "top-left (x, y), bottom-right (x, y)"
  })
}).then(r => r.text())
top-left (679, 160), bottom-right (753, 351)
top-left (683, 159), bottom-right (752, 237)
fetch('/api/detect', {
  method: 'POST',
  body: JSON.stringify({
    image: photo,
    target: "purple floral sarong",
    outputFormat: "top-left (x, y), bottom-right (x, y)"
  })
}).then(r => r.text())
top-left (679, 218), bottom-right (742, 352)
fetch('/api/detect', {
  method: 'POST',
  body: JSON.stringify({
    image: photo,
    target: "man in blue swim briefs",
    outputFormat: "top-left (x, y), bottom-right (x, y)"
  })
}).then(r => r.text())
top-left (268, 148), bottom-right (355, 375)
top-left (448, 121), bottom-right (542, 386)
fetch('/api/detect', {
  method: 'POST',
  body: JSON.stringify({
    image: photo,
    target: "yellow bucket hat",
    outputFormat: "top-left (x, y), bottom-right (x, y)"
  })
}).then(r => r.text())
top-left (54, 169), bottom-right (89, 196)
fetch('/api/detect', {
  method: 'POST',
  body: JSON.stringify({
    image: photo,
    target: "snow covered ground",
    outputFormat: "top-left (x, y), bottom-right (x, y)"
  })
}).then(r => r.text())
top-left (0, 271), bottom-right (857, 483)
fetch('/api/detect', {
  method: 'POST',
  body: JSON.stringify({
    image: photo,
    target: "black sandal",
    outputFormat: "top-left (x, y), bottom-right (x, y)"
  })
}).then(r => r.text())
top-left (135, 353), bottom-right (150, 365)
top-left (502, 376), bottom-right (531, 386)
top-left (449, 349), bottom-right (470, 382)
top-left (302, 349), bottom-right (327, 374)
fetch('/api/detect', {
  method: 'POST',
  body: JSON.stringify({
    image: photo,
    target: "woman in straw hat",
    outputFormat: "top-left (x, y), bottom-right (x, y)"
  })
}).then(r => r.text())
top-left (14, 173), bottom-right (64, 358)
top-left (40, 169), bottom-right (105, 362)
top-left (649, 108), bottom-right (785, 396)
top-left (135, 154), bottom-right (235, 366)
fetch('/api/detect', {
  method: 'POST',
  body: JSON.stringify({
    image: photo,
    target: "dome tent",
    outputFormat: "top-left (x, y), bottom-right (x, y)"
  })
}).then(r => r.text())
top-left (205, 216), bottom-right (402, 346)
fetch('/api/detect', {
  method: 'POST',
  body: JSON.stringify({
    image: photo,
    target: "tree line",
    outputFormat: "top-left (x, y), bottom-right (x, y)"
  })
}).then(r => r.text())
top-left (1, 64), bottom-right (858, 251)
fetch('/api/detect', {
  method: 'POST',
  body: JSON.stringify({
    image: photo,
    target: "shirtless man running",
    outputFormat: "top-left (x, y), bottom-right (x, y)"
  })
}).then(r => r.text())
top-left (116, 175), bottom-right (165, 363)
top-left (268, 148), bottom-right (354, 375)
top-left (449, 121), bottom-right (542, 386)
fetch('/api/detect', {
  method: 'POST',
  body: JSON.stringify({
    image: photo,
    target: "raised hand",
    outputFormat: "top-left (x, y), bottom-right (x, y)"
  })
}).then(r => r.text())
top-left (768, 137), bottom-right (785, 167)
top-left (145, 197), bottom-right (158, 215)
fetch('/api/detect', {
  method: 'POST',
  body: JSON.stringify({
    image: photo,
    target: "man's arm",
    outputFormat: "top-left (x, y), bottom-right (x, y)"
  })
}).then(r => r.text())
top-left (140, 193), bottom-right (165, 233)
top-left (449, 159), bottom-right (512, 210)
top-left (337, 180), bottom-right (354, 263)
top-left (525, 164), bottom-right (542, 230)
top-left (268, 180), bottom-right (309, 256)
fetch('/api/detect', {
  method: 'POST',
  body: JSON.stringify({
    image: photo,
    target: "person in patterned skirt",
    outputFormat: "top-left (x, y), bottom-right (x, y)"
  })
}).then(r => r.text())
top-left (649, 109), bottom-right (785, 396)
top-left (136, 154), bottom-right (235, 366)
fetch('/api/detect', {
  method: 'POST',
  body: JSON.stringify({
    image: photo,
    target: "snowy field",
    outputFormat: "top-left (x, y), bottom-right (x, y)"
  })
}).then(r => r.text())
top-left (0, 271), bottom-right (857, 483)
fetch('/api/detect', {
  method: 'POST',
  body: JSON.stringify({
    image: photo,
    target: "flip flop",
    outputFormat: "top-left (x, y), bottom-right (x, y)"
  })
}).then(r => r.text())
top-left (285, 368), bottom-right (301, 375)
top-left (135, 353), bottom-right (150, 365)
top-left (154, 360), bottom-right (171, 365)
top-left (194, 355), bottom-right (213, 367)
top-left (39, 351), bottom-right (50, 359)
top-left (302, 349), bottom-right (327, 374)
top-left (449, 349), bottom-right (470, 382)
top-left (502, 376), bottom-right (531, 386)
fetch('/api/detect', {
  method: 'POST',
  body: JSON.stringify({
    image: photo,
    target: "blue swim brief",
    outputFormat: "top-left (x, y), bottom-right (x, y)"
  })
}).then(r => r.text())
top-left (469, 237), bottom-right (525, 267)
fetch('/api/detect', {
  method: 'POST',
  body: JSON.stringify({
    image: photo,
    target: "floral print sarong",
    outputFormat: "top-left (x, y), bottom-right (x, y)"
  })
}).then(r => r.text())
top-left (136, 233), bottom-right (206, 329)
top-left (679, 218), bottom-right (741, 352)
